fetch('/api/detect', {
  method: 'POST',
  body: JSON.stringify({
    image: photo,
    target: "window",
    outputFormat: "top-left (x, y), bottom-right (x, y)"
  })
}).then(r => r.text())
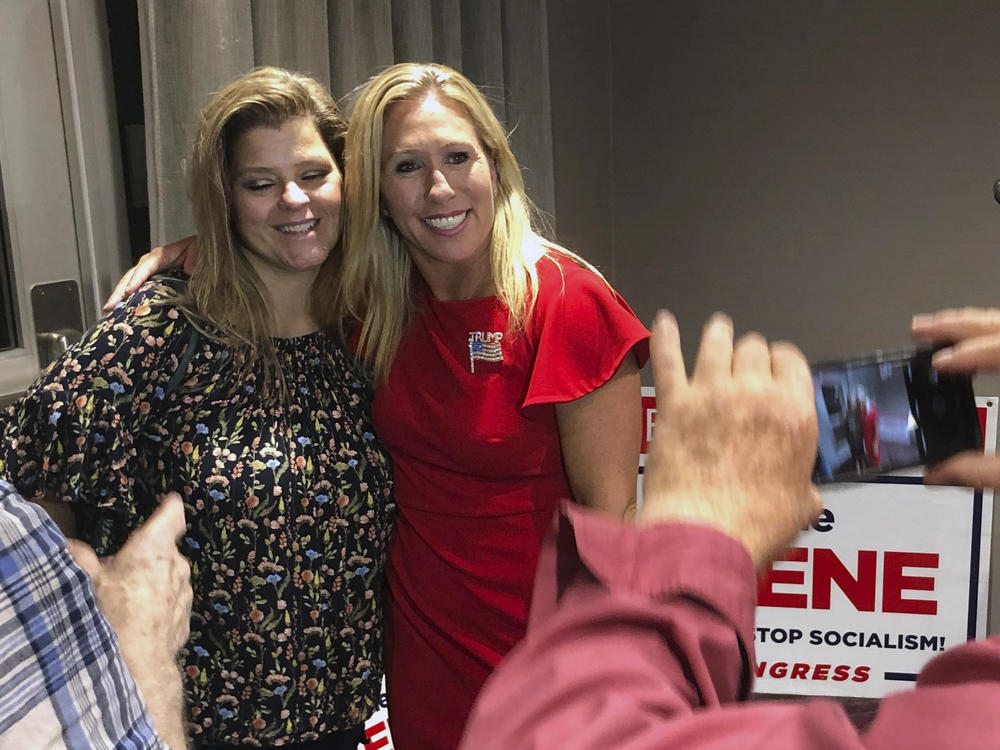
top-left (106, 0), bottom-right (148, 260)
top-left (0, 165), bottom-right (17, 353)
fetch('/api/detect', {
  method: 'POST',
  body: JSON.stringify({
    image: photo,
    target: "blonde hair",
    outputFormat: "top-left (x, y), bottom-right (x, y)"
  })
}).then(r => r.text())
top-left (181, 66), bottom-right (347, 367)
top-left (339, 62), bottom-right (594, 382)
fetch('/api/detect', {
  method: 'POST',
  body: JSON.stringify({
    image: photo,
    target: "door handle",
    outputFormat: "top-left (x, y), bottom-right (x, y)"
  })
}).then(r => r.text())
top-left (36, 328), bottom-right (82, 368)
top-left (30, 280), bottom-right (84, 369)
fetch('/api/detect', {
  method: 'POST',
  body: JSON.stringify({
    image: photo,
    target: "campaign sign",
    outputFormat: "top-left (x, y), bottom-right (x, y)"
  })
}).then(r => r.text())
top-left (639, 387), bottom-right (996, 698)
top-left (754, 477), bottom-right (993, 697)
top-left (363, 680), bottom-right (394, 749)
top-left (640, 390), bottom-right (657, 465)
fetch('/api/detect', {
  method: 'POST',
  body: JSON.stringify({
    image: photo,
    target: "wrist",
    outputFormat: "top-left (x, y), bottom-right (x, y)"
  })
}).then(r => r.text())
top-left (125, 656), bottom-right (187, 749)
top-left (638, 493), bottom-right (767, 564)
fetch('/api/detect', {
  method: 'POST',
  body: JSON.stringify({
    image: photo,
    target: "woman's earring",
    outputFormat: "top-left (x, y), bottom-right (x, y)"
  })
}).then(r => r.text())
top-left (380, 206), bottom-right (390, 217)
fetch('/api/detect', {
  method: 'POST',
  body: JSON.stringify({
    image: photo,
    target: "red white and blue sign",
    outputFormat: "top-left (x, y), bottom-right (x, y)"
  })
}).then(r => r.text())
top-left (640, 387), bottom-right (996, 698)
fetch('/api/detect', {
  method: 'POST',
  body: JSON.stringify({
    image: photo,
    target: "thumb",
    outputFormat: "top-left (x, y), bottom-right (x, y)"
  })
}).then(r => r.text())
top-left (66, 538), bottom-right (102, 579)
top-left (141, 492), bottom-right (188, 545)
top-left (924, 452), bottom-right (1000, 488)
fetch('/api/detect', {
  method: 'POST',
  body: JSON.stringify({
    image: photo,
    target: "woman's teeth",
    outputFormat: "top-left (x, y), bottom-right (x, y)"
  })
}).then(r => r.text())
top-left (277, 219), bottom-right (318, 233)
top-left (424, 211), bottom-right (468, 230)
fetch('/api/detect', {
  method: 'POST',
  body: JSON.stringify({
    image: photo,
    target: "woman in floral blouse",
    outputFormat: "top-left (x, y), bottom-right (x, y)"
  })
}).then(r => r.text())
top-left (0, 68), bottom-right (393, 750)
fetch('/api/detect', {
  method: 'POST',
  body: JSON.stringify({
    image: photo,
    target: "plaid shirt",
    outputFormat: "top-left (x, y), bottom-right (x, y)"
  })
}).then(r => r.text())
top-left (0, 481), bottom-right (166, 749)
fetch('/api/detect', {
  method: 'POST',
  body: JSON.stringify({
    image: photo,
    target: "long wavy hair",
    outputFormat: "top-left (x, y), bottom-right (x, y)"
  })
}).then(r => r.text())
top-left (179, 66), bottom-right (347, 367)
top-left (339, 62), bottom-right (595, 382)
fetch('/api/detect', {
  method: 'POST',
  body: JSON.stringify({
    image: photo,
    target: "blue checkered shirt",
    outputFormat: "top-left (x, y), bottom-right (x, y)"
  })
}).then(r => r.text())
top-left (0, 481), bottom-right (166, 749)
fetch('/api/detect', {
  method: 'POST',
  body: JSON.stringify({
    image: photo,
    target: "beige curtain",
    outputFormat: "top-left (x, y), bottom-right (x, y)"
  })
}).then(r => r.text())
top-left (137, 0), bottom-right (553, 244)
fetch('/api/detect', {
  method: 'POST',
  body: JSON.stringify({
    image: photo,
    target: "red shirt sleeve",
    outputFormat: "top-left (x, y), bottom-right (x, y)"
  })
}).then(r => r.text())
top-left (522, 254), bottom-right (650, 408)
top-left (459, 502), bottom-right (1000, 750)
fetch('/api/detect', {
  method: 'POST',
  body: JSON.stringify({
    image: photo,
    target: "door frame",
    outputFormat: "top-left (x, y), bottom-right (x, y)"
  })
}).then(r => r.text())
top-left (0, 0), bottom-right (129, 399)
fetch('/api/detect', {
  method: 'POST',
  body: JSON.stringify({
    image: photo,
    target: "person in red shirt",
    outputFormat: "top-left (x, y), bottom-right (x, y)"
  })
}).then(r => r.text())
top-left (339, 62), bottom-right (648, 750)
top-left (460, 309), bottom-right (1000, 750)
top-left (851, 385), bottom-right (881, 468)
top-left (861, 393), bottom-right (881, 467)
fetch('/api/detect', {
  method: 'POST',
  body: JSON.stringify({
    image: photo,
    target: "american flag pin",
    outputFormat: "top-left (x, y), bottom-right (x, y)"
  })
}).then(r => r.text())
top-left (468, 331), bottom-right (504, 373)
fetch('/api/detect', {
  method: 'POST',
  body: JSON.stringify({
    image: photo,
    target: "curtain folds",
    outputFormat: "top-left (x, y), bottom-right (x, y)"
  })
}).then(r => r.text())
top-left (137, 0), bottom-right (553, 244)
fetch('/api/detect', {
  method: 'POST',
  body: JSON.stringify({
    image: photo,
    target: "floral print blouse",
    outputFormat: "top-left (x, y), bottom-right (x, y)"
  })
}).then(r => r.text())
top-left (0, 278), bottom-right (395, 746)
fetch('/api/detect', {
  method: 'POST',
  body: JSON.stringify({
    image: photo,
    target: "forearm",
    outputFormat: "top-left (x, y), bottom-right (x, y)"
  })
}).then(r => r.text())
top-left (120, 644), bottom-right (188, 750)
top-left (84, 494), bottom-right (193, 750)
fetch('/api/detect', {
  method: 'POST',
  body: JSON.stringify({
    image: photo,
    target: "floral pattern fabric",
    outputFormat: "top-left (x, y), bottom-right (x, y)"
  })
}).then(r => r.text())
top-left (0, 278), bottom-right (395, 746)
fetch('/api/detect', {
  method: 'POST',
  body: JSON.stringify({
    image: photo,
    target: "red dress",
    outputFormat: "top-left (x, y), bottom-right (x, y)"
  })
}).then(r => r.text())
top-left (372, 252), bottom-right (650, 749)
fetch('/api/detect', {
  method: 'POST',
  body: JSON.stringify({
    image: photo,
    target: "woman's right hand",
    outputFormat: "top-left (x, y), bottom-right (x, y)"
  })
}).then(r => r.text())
top-left (102, 235), bottom-right (199, 312)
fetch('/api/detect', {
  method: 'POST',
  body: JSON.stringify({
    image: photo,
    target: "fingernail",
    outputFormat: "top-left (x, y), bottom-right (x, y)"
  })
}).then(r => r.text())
top-left (652, 309), bottom-right (673, 328)
top-left (931, 348), bottom-right (953, 367)
top-left (710, 311), bottom-right (733, 328)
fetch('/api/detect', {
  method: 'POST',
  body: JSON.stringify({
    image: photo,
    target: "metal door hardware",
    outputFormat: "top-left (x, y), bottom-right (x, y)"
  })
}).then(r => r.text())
top-left (31, 280), bottom-right (83, 369)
